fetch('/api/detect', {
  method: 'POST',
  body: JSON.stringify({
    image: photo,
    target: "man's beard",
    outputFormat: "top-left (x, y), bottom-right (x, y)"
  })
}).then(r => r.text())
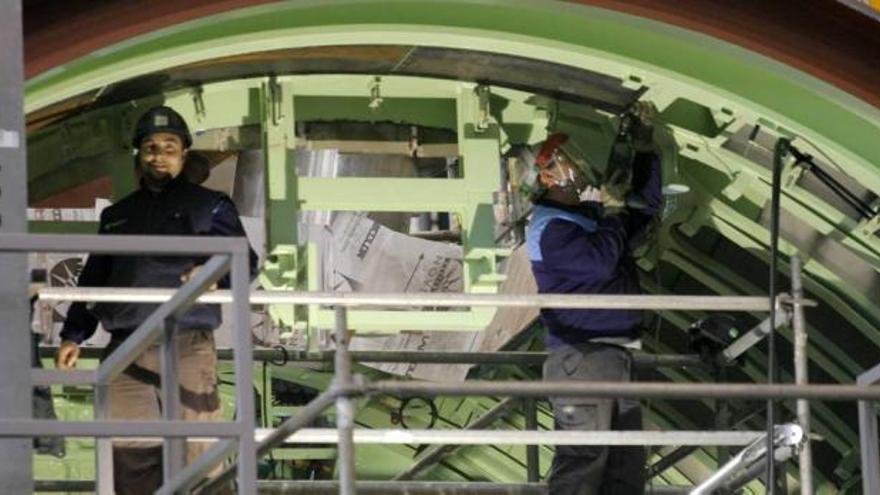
top-left (143, 169), bottom-right (173, 191)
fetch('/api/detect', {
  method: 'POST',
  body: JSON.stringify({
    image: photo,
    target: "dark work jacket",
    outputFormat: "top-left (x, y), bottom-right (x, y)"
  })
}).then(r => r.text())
top-left (60, 175), bottom-right (258, 344)
top-left (527, 152), bottom-right (661, 349)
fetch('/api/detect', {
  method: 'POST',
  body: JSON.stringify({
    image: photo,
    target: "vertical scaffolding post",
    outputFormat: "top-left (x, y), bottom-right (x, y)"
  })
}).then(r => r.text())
top-left (858, 363), bottom-right (880, 495)
top-left (334, 306), bottom-right (357, 495)
top-left (161, 316), bottom-right (184, 483)
top-left (232, 243), bottom-right (257, 493)
top-left (525, 399), bottom-right (540, 482)
top-left (713, 363), bottom-right (732, 467)
top-left (94, 384), bottom-right (114, 493)
top-left (790, 256), bottom-right (812, 494)
top-left (766, 138), bottom-right (787, 493)
top-left (0, 1), bottom-right (34, 491)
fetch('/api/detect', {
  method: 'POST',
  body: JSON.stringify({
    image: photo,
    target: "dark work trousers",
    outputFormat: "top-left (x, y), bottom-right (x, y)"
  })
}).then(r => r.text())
top-left (543, 342), bottom-right (645, 495)
top-left (32, 333), bottom-right (65, 456)
top-left (104, 330), bottom-right (225, 495)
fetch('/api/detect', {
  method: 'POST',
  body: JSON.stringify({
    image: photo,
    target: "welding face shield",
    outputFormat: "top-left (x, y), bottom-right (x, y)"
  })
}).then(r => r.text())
top-left (509, 133), bottom-right (595, 200)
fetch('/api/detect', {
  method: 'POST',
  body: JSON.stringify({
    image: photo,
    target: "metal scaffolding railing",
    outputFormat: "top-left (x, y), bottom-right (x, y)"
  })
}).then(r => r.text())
top-left (37, 286), bottom-right (774, 311)
top-left (38, 346), bottom-right (710, 370)
top-left (0, 234), bottom-right (256, 494)
top-left (2, 234), bottom-right (878, 494)
top-left (858, 361), bottom-right (880, 495)
top-left (690, 424), bottom-right (803, 495)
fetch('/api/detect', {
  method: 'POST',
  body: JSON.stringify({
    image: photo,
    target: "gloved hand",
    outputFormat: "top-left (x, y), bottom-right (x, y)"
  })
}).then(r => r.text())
top-left (600, 184), bottom-right (627, 214)
top-left (600, 185), bottom-right (625, 208)
top-left (629, 101), bottom-right (658, 152)
top-left (578, 185), bottom-right (602, 203)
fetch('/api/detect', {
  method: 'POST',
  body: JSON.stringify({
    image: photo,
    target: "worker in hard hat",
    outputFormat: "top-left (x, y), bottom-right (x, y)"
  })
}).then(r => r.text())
top-left (55, 105), bottom-right (257, 494)
top-left (516, 102), bottom-right (662, 495)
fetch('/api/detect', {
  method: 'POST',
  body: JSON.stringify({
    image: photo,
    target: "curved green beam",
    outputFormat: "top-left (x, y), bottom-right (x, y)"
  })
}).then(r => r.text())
top-left (21, 1), bottom-right (879, 489)
top-left (24, 0), bottom-right (880, 186)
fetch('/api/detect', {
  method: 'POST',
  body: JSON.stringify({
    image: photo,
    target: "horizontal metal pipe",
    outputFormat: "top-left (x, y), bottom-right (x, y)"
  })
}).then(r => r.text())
top-left (34, 480), bottom-right (95, 493)
top-left (255, 427), bottom-right (766, 446)
top-left (34, 479), bottom-right (693, 494)
top-left (38, 347), bottom-right (707, 378)
top-left (278, 350), bottom-right (705, 369)
top-left (40, 287), bottom-right (774, 311)
top-left (36, 480), bottom-right (549, 494)
top-left (257, 481), bottom-right (548, 494)
top-left (31, 369), bottom-right (96, 386)
top-left (39, 347), bottom-right (705, 369)
top-left (363, 380), bottom-right (880, 401)
top-left (0, 233), bottom-right (249, 255)
top-left (5, 424), bottom-right (768, 447)
top-left (0, 420), bottom-right (241, 438)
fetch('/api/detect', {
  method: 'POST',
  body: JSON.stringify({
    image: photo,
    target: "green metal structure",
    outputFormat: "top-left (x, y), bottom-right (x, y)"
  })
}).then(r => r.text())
top-left (23, 1), bottom-right (880, 492)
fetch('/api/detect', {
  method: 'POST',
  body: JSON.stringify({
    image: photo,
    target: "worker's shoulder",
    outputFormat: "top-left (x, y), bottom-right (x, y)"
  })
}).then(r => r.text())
top-left (533, 204), bottom-right (597, 233)
top-left (187, 183), bottom-right (236, 211)
top-left (176, 182), bottom-right (239, 218)
top-left (98, 189), bottom-right (141, 220)
top-left (181, 181), bottom-right (227, 202)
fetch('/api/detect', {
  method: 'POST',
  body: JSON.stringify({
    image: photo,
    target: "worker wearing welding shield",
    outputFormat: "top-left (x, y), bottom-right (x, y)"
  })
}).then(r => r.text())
top-left (517, 102), bottom-right (662, 495)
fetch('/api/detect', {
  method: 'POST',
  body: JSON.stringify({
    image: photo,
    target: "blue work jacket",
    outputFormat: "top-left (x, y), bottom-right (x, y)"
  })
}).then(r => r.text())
top-left (527, 152), bottom-right (661, 348)
top-left (60, 174), bottom-right (258, 344)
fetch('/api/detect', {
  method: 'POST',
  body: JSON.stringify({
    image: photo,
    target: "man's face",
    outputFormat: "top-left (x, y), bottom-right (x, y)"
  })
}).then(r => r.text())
top-left (138, 132), bottom-right (186, 180)
top-left (539, 150), bottom-right (581, 190)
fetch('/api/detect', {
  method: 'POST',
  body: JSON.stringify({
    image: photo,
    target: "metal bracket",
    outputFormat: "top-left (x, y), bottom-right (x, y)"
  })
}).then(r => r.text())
top-left (475, 85), bottom-right (491, 132)
top-left (464, 247), bottom-right (511, 287)
top-left (368, 76), bottom-right (383, 111)
top-left (857, 200), bottom-right (880, 236)
top-left (268, 77), bottom-right (284, 126)
top-left (263, 244), bottom-right (301, 286)
top-left (709, 105), bottom-right (737, 130)
top-left (192, 85), bottom-right (206, 123)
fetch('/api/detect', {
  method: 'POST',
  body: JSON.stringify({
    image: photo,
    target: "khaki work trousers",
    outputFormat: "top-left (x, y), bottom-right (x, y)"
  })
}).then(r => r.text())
top-left (105, 330), bottom-right (223, 495)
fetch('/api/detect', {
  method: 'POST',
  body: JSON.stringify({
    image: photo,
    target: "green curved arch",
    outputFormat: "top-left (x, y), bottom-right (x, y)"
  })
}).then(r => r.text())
top-left (23, 1), bottom-right (879, 490)
top-left (25, 0), bottom-right (880, 178)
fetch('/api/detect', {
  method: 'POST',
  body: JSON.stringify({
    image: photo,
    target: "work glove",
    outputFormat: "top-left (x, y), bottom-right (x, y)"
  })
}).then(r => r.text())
top-left (578, 185), bottom-right (602, 203)
top-left (600, 184), bottom-right (627, 216)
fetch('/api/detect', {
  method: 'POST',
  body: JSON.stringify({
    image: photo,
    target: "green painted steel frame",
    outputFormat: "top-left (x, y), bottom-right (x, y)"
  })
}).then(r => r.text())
top-left (21, 0), bottom-right (880, 488)
top-left (26, 75), bottom-right (531, 333)
top-left (23, 0), bottom-right (880, 175)
top-left (22, 0), bottom-right (880, 324)
top-left (23, 0), bottom-right (880, 320)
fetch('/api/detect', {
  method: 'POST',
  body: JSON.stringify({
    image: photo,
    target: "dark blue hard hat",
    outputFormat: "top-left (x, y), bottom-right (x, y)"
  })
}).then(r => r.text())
top-left (131, 106), bottom-right (193, 148)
